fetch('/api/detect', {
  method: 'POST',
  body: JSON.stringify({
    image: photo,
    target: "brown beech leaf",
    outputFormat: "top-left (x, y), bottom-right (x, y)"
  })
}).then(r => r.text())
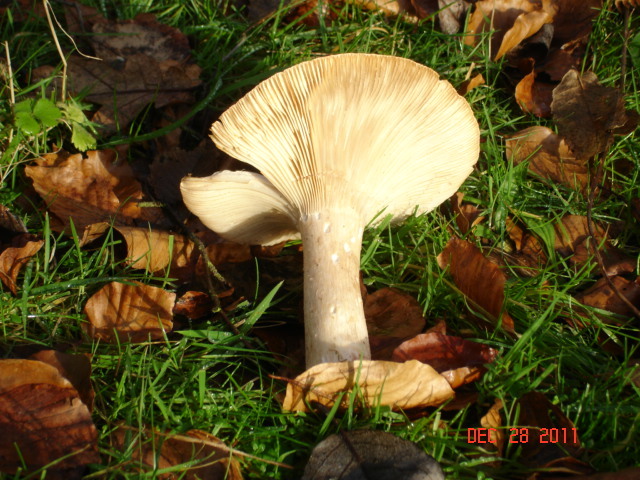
top-left (65, 13), bottom-right (201, 131)
top-left (392, 332), bottom-right (497, 388)
top-left (0, 359), bottom-right (99, 478)
top-left (0, 204), bottom-right (27, 234)
top-left (450, 192), bottom-right (483, 235)
top-left (516, 392), bottom-right (587, 473)
top-left (504, 218), bottom-right (547, 275)
top-left (25, 149), bottom-right (164, 233)
top-left (514, 66), bottom-right (555, 117)
top-left (551, 70), bottom-right (631, 160)
top-left (480, 399), bottom-right (505, 460)
top-left (437, 0), bottom-right (470, 34)
top-left (575, 276), bottom-right (640, 318)
top-left (457, 73), bottom-right (485, 96)
top-left (114, 226), bottom-right (199, 282)
top-left (174, 291), bottom-right (215, 319)
top-left (553, 215), bottom-right (635, 275)
top-left (437, 237), bottom-right (515, 333)
top-left (111, 426), bottom-right (243, 480)
top-left (465, 0), bottom-right (557, 60)
top-left (302, 430), bottom-right (444, 480)
top-left (283, 360), bottom-right (454, 412)
top-left (28, 350), bottom-right (94, 412)
top-left (364, 287), bottom-right (426, 338)
top-left (0, 234), bottom-right (43, 294)
top-left (505, 126), bottom-right (589, 191)
top-left (83, 281), bottom-right (175, 342)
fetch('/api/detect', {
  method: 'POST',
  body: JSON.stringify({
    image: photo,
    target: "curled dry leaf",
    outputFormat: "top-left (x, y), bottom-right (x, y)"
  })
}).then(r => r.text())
top-left (111, 426), bottom-right (243, 480)
top-left (457, 73), bottom-right (486, 96)
top-left (437, 0), bottom-right (470, 34)
top-left (25, 149), bottom-right (163, 234)
top-left (0, 359), bottom-right (99, 477)
top-left (437, 237), bottom-right (515, 333)
top-left (505, 126), bottom-right (589, 191)
top-left (0, 234), bottom-right (43, 294)
top-left (514, 65), bottom-right (556, 117)
top-left (480, 398), bottom-right (505, 460)
top-left (391, 332), bottom-right (498, 388)
top-left (551, 70), bottom-right (634, 160)
top-left (0, 204), bottom-right (27, 233)
top-left (283, 360), bottom-right (454, 412)
top-left (302, 430), bottom-right (444, 480)
top-left (83, 281), bottom-right (175, 342)
top-left (451, 192), bottom-right (483, 235)
top-left (465, 0), bottom-right (557, 60)
top-left (28, 350), bottom-right (94, 412)
top-left (504, 218), bottom-right (547, 275)
top-left (174, 291), bottom-right (215, 319)
top-left (364, 287), bottom-right (426, 338)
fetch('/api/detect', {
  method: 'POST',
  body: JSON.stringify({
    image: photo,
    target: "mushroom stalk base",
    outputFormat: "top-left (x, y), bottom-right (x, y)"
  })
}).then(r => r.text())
top-left (300, 209), bottom-right (371, 367)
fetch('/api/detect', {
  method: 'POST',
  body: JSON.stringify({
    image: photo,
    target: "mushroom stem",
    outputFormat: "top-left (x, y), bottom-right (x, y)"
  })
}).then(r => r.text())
top-left (300, 207), bottom-right (371, 367)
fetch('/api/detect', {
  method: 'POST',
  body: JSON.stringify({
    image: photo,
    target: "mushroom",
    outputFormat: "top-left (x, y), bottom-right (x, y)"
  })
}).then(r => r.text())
top-left (181, 53), bottom-right (479, 368)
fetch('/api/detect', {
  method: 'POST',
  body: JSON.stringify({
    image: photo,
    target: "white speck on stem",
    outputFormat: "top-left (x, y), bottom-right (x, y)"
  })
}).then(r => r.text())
top-left (343, 243), bottom-right (351, 253)
top-left (331, 253), bottom-right (338, 263)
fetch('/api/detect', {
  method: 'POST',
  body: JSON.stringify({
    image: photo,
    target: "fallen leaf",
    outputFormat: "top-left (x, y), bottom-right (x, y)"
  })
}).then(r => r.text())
top-left (515, 392), bottom-right (586, 472)
top-left (480, 399), bottom-right (505, 460)
top-left (450, 192), bottom-right (483, 234)
top-left (504, 218), bottom-right (547, 275)
top-left (457, 73), bottom-right (486, 96)
top-left (551, 70), bottom-right (631, 160)
top-left (65, 13), bottom-right (201, 131)
top-left (302, 430), bottom-right (444, 480)
top-left (437, 237), bottom-right (515, 333)
top-left (364, 287), bottom-right (426, 338)
top-left (391, 332), bottom-right (498, 388)
top-left (575, 275), bottom-right (640, 318)
top-left (28, 350), bottom-right (94, 412)
top-left (465, 0), bottom-right (557, 60)
top-left (111, 425), bottom-right (243, 479)
top-left (174, 291), bottom-right (215, 319)
top-left (283, 360), bottom-right (454, 412)
top-left (83, 281), bottom-right (176, 342)
top-left (0, 204), bottom-right (27, 234)
top-left (0, 359), bottom-right (99, 478)
top-left (0, 234), bottom-right (43, 294)
top-left (25, 149), bottom-right (164, 234)
top-left (514, 66), bottom-right (555, 117)
top-left (437, 0), bottom-right (470, 34)
top-left (505, 126), bottom-right (589, 191)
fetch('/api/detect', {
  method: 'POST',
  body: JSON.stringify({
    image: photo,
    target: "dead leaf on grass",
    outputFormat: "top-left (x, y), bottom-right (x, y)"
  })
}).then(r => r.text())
top-left (283, 360), bottom-right (454, 412)
top-left (28, 350), bottom-right (94, 412)
top-left (111, 425), bottom-right (243, 479)
top-left (480, 398), bottom-right (505, 460)
top-left (450, 192), bottom-right (483, 235)
top-left (436, 0), bottom-right (470, 34)
top-left (457, 73), bottom-right (486, 96)
top-left (437, 237), bottom-right (515, 333)
top-left (25, 149), bottom-right (164, 234)
top-left (505, 126), bottom-right (589, 191)
top-left (391, 332), bottom-right (498, 388)
top-left (0, 234), bottom-right (43, 294)
top-left (83, 281), bottom-right (175, 342)
top-left (465, 0), bottom-right (557, 60)
top-left (0, 205), bottom-right (27, 234)
top-left (504, 218), bottom-right (547, 275)
top-left (302, 430), bottom-right (444, 480)
top-left (0, 359), bottom-right (99, 478)
top-left (364, 287), bottom-right (426, 338)
top-left (551, 70), bottom-right (636, 160)
top-left (575, 275), bottom-right (640, 318)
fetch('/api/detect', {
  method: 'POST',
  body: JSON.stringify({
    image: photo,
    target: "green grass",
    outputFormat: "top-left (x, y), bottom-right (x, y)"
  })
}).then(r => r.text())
top-left (1, 0), bottom-right (640, 478)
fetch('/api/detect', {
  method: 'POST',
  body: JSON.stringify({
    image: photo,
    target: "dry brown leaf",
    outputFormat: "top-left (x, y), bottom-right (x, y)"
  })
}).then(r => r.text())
top-left (65, 13), bottom-right (201, 131)
top-left (504, 217), bottom-right (547, 274)
top-left (514, 66), bottom-right (555, 117)
top-left (437, 0), bottom-right (470, 34)
top-left (0, 359), bottom-right (99, 477)
top-left (451, 192), bottom-right (483, 235)
top-left (174, 291), bottom-right (215, 319)
top-left (364, 287), bottom-right (426, 338)
top-left (83, 281), bottom-right (175, 342)
top-left (575, 275), bottom-right (640, 318)
top-left (465, 0), bottom-right (557, 60)
top-left (552, 0), bottom-right (602, 45)
top-left (516, 392), bottom-right (586, 473)
top-left (111, 426), bottom-right (243, 480)
top-left (457, 73), bottom-right (486, 96)
top-left (302, 430), bottom-right (444, 480)
top-left (551, 70), bottom-right (631, 160)
top-left (391, 332), bottom-right (498, 387)
top-left (0, 205), bottom-right (27, 234)
top-left (25, 149), bottom-right (163, 233)
top-left (0, 234), bottom-right (43, 295)
top-left (505, 126), bottom-right (589, 191)
top-left (28, 350), bottom-right (94, 412)
top-left (480, 398), bottom-right (505, 461)
top-left (283, 360), bottom-right (454, 412)
top-left (553, 215), bottom-right (635, 275)
top-left (437, 237), bottom-right (515, 333)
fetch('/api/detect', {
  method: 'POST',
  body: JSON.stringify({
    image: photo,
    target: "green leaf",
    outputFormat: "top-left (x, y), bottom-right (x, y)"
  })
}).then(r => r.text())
top-left (61, 100), bottom-right (89, 123)
top-left (13, 99), bottom-right (34, 114)
top-left (33, 98), bottom-right (62, 128)
top-left (71, 122), bottom-right (97, 151)
top-left (15, 111), bottom-right (41, 135)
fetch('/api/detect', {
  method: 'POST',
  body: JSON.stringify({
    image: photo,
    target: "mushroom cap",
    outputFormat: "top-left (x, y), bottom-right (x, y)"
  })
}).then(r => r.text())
top-left (182, 53), bottom-right (479, 242)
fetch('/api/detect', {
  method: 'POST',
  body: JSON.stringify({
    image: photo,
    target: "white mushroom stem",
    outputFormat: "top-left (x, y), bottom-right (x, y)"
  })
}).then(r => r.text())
top-left (300, 207), bottom-right (370, 367)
